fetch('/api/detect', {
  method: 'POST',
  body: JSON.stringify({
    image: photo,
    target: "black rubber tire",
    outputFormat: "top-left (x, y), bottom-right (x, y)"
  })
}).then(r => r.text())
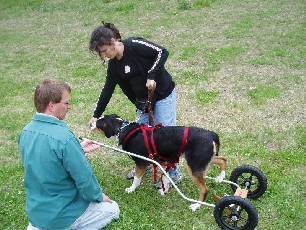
top-left (230, 165), bottom-right (267, 199)
top-left (214, 196), bottom-right (258, 230)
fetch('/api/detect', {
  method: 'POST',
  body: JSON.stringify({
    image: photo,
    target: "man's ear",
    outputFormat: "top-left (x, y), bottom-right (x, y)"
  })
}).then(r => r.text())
top-left (46, 102), bottom-right (55, 113)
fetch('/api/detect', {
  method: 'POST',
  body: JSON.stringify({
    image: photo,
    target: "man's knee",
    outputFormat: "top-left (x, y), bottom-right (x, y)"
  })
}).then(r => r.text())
top-left (109, 201), bottom-right (120, 219)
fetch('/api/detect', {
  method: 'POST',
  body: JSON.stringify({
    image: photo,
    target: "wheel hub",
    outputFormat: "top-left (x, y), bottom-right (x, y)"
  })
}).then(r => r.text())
top-left (244, 179), bottom-right (252, 188)
top-left (231, 214), bottom-right (239, 221)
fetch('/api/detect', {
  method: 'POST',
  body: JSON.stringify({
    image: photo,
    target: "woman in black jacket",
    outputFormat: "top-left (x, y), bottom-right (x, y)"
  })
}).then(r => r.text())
top-left (89, 23), bottom-right (182, 186)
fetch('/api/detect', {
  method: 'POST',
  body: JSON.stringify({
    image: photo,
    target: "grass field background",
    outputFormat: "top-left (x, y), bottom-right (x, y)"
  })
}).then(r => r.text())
top-left (0, 0), bottom-right (305, 229)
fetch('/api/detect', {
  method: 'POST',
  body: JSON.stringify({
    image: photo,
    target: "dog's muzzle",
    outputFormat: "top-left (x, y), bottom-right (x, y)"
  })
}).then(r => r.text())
top-left (90, 122), bottom-right (105, 135)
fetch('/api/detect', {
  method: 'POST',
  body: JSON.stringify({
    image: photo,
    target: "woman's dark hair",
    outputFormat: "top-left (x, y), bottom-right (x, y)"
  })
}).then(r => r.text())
top-left (89, 22), bottom-right (121, 61)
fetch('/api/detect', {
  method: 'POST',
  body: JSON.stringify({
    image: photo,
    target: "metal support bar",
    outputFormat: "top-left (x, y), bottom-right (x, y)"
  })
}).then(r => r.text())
top-left (80, 137), bottom-right (240, 208)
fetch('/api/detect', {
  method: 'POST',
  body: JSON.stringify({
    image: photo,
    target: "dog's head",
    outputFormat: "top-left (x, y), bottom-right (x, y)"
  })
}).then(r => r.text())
top-left (92, 114), bottom-right (124, 138)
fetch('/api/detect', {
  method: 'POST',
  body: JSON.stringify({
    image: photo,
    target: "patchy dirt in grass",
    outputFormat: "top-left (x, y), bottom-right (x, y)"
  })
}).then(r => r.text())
top-left (176, 63), bottom-right (305, 152)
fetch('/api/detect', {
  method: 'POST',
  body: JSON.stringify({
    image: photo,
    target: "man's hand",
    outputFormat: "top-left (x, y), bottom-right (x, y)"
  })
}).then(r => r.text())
top-left (81, 139), bottom-right (101, 153)
top-left (102, 193), bottom-right (113, 203)
top-left (89, 117), bottom-right (98, 127)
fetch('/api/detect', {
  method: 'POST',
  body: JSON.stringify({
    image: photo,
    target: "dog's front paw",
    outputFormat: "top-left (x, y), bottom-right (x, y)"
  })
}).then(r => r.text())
top-left (125, 187), bottom-right (135, 193)
top-left (189, 203), bottom-right (201, 212)
top-left (158, 189), bottom-right (166, 196)
top-left (215, 170), bottom-right (226, 183)
top-left (125, 176), bottom-right (141, 193)
top-left (215, 175), bottom-right (224, 183)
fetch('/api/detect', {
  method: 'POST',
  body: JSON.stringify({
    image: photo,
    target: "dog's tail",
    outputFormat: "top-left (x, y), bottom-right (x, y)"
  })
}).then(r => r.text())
top-left (211, 131), bottom-right (220, 156)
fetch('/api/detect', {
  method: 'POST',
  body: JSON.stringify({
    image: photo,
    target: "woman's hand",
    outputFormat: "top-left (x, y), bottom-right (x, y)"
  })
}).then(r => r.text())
top-left (81, 139), bottom-right (101, 153)
top-left (89, 117), bottom-right (98, 127)
top-left (146, 79), bottom-right (156, 91)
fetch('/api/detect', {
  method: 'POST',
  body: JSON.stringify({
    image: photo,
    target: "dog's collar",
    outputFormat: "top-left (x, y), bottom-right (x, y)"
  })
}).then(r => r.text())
top-left (116, 120), bottom-right (130, 146)
top-left (119, 120), bottom-right (130, 133)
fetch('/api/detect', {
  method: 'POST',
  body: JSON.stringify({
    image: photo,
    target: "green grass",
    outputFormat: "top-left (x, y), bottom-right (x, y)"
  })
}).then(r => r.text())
top-left (1, 0), bottom-right (305, 229)
top-left (196, 90), bottom-right (219, 104)
top-left (248, 85), bottom-right (280, 104)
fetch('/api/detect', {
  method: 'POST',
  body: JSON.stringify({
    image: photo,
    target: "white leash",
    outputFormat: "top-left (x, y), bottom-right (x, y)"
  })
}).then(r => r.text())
top-left (80, 137), bottom-right (240, 207)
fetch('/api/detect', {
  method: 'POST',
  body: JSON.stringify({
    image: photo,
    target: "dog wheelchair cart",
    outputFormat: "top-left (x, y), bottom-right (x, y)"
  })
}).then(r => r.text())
top-left (81, 137), bottom-right (267, 230)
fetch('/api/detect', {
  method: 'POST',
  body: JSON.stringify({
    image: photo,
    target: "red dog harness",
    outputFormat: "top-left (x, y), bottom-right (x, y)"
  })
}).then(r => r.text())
top-left (122, 124), bottom-right (189, 181)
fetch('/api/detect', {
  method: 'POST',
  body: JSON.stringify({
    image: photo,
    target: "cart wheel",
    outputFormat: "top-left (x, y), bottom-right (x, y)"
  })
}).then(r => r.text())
top-left (214, 196), bottom-right (258, 230)
top-left (230, 165), bottom-right (267, 199)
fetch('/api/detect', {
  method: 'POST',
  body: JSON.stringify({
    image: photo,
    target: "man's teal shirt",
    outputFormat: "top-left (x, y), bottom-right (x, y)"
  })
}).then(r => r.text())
top-left (18, 113), bottom-right (103, 229)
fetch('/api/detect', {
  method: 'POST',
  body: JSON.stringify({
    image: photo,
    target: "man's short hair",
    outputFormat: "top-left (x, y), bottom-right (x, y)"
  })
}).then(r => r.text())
top-left (34, 78), bottom-right (71, 113)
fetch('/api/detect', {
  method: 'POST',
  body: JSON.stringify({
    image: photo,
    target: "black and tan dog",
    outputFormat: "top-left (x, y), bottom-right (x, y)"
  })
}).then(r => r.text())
top-left (92, 114), bottom-right (227, 211)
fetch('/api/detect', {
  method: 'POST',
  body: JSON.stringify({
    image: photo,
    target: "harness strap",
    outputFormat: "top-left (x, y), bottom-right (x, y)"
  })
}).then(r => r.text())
top-left (122, 125), bottom-right (189, 184)
top-left (138, 89), bottom-right (158, 126)
top-left (149, 126), bottom-right (158, 181)
top-left (177, 127), bottom-right (189, 157)
top-left (160, 127), bottom-right (189, 191)
top-left (152, 126), bottom-right (189, 163)
top-left (140, 125), bottom-right (155, 160)
top-left (122, 125), bottom-right (156, 160)
top-left (154, 164), bottom-right (158, 182)
top-left (122, 127), bottom-right (142, 145)
top-left (150, 124), bottom-right (162, 157)
top-left (141, 125), bottom-right (161, 181)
